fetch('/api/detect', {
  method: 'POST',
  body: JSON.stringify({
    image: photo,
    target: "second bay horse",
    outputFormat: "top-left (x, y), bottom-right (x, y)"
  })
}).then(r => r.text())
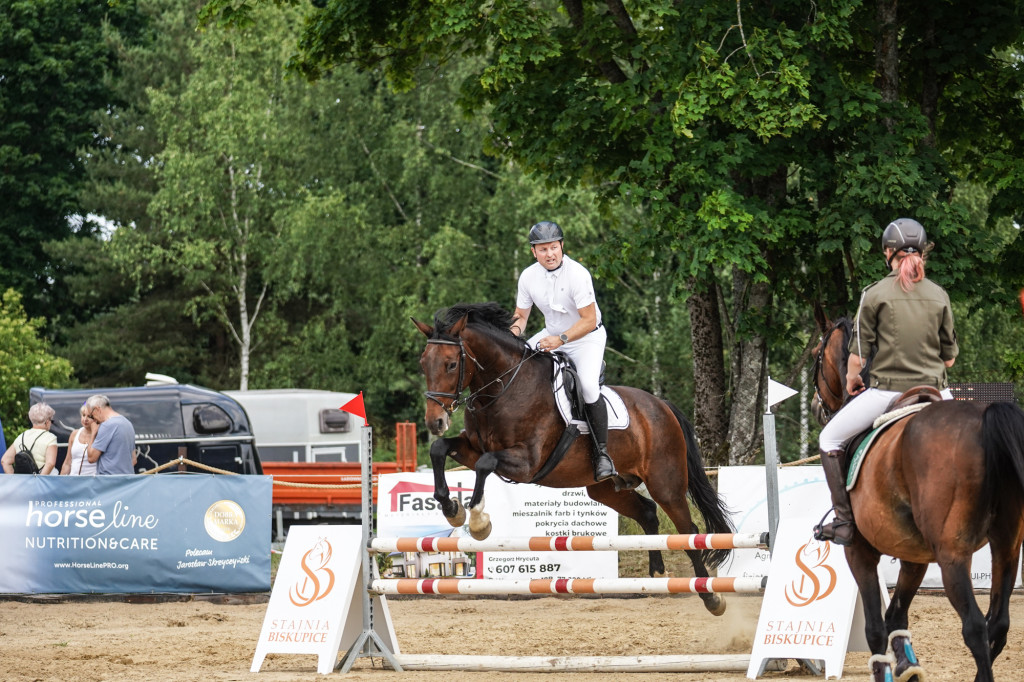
top-left (813, 316), bottom-right (1024, 682)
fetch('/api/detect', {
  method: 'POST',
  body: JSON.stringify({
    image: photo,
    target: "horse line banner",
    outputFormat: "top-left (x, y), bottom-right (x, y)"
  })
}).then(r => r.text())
top-left (0, 474), bottom-right (271, 593)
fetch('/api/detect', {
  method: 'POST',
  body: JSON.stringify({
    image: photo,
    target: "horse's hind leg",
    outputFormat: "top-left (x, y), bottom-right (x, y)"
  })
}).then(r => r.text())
top-left (641, 478), bottom-right (726, 616)
top-left (984, 518), bottom-right (1024, 661)
top-left (585, 483), bottom-right (665, 576)
top-left (885, 561), bottom-right (927, 682)
top-left (939, 560), bottom-right (993, 682)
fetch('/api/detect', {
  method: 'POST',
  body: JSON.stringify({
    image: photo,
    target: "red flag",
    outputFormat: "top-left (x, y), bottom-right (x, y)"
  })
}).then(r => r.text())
top-left (340, 392), bottom-right (368, 426)
top-left (1020, 288), bottom-right (1024, 316)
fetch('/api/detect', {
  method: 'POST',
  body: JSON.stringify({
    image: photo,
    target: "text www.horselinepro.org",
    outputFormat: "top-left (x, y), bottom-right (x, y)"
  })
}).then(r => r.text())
top-left (53, 561), bottom-right (129, 570)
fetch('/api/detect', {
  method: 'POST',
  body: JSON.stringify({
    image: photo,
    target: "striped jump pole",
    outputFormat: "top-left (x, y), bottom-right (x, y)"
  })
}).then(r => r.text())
top-left (370, 531), bottom-right (768, 554)
top-left (371, 576), bottom-right (767, 596)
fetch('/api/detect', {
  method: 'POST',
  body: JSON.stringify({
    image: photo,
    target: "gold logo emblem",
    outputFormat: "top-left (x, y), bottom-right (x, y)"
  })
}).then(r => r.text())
top-left (289, 538), bottom-right (336, 607)
top-left (204, 499), bottom-right (246, 542)
top-left (785, 538), bottom-right (838, 607)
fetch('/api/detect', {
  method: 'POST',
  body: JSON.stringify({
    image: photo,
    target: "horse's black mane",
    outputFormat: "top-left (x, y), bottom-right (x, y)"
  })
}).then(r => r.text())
top-left (433, 302), bottom-right (520, 342)
top-left (833, 317), bottom-right (853, 360)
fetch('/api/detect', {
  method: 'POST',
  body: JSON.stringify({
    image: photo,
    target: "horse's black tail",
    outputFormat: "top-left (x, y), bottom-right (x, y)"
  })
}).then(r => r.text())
top-left (665, 399), bottom-right (735, 569)
top-left (982, 401), bottom-right (1024, 505)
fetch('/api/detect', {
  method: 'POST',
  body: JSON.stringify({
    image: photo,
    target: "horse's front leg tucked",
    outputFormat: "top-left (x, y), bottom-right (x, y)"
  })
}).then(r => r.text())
top-left (464, 451), bottom-right (499, 541)
top-left (429, 436), bottom-right (467, 526)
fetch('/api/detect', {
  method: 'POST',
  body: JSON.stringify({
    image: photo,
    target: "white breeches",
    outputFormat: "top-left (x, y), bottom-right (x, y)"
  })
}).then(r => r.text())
top-left (818, 386), bottom-right (954, 451)
top-left (528, 325), bottom-right (607, 403)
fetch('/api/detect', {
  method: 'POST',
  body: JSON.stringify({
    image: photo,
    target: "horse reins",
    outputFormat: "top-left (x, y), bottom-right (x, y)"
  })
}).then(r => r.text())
top-left (424, 336), bottom-right (540, 416)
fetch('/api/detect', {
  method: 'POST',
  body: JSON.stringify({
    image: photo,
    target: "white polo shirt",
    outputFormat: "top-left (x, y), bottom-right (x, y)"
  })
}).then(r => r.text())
top-left (515, 254), bottom-right (602, 333)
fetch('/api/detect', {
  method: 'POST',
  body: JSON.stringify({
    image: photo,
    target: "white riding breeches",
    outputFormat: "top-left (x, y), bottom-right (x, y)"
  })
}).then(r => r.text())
top-left (528, 324), bottom-right (607, 403)
top-left (818, 386), bottom-right (954, 451)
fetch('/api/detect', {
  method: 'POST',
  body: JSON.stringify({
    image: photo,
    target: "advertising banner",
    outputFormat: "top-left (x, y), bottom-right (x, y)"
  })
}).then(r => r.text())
top-left (0, 474), bottom-right (271, 593)
top-left (377, 472), bottom-right (617, 580)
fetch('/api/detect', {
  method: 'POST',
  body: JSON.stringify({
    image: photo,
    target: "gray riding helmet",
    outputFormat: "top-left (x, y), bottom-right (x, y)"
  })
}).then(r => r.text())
top-left (882, 218), bottom-right (928, 254)
top-left (528, 221), bottom-right (564, 245)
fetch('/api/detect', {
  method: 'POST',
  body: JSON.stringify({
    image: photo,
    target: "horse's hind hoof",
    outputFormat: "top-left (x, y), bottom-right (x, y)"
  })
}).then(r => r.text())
top-left (445, 498), bottom-right (467, 527)
top-left (704, 593), bottom-right (726, 616)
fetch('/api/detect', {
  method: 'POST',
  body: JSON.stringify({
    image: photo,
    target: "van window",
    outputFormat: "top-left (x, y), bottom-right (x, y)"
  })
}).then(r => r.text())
top-left (193, 404), bottom-right (232, 434)
top-left (320, 409), bottom-right (349, 434)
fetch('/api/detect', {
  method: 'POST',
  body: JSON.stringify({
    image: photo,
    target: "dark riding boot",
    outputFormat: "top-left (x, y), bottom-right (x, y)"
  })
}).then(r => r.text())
top-left (584, 399), bottom-right (617, 482)
top-left (813, 449), bottom-right (856, 546)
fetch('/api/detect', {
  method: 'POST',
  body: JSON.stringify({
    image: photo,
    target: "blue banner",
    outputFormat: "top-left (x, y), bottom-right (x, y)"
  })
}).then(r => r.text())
top-left (0, 474), bottom-right (271, 593)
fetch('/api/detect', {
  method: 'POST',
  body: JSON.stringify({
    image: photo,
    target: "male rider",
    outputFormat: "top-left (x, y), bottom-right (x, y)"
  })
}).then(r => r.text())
top-left (510, 221), bottom-right (617, 483)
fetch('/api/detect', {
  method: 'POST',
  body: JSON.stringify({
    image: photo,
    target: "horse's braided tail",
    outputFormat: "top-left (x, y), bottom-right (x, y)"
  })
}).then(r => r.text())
top-left (982, 401), bottom-right (1024, 505)
top-left (665, 399), bottom-right (735, 570)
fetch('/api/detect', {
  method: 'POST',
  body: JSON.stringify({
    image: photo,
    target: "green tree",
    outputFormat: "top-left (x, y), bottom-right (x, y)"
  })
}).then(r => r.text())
top-left (144, 4), bottom-right (326, 390)
top-left (0, 289), bottom-right (74, 439)
top-left (200, 0), bottom-right (1024, 464)
top-left (51, 0), bottom-right (239, 388)
top-left (0, 0), bottom-right (140, 324)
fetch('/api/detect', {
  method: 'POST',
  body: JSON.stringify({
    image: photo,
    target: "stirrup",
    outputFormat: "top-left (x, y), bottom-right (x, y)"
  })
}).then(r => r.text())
top-left (813, 507), bottom-right (854, 545)
top-left (812, 506), bottom-right (835, 541)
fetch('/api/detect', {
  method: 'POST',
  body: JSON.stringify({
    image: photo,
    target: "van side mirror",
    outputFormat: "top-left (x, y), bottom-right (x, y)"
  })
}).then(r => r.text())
top-left (320, 409), bottom-right (349, 433)
top-left (194, 404), bottom-right (231, 434)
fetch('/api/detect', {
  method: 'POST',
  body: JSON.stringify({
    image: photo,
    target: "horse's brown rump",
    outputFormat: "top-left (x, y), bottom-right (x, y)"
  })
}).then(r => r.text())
top-left (853, 400), bottom-right (989, 563)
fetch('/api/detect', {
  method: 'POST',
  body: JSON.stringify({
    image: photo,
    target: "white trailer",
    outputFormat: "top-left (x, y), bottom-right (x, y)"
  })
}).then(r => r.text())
top-left (224, 389), bottom-right (361, 464)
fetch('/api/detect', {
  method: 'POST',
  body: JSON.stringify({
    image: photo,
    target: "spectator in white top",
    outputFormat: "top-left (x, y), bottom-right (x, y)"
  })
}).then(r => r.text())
top-left (1, 403), bottom-right (58, 474)
top-left (511, 221), bottom-right (617, 483)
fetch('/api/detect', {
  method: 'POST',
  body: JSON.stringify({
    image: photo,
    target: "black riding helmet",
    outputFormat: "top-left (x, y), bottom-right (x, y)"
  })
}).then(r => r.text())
top-left (882, 218), bottom-right (928, 268)
top-left (882, 218), bottom-right (927, 253)
top-left (528, 221), bottom-right (564, 245)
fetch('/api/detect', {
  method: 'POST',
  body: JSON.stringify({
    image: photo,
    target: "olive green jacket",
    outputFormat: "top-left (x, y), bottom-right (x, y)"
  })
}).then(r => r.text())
top-left (848, 271), bottom-right (958, 392)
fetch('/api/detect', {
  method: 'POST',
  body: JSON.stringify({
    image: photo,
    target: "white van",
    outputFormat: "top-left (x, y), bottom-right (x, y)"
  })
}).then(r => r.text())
top-left (224, 389), bottom-right (361, 463)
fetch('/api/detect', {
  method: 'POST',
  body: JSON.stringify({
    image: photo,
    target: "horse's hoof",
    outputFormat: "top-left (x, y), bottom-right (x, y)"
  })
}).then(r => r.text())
top-left (470, 520), bottom-right (492, 541)
top-left (704, 593), bottom-right (726, 616)
top-left (445, 498), bottom-right (466, 527)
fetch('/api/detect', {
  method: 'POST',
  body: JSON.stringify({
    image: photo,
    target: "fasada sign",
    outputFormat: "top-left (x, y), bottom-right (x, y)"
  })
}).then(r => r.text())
top-left (0, 474), bottom-right (271, 593)
top-left (377, 472), bottom-right (617, 580)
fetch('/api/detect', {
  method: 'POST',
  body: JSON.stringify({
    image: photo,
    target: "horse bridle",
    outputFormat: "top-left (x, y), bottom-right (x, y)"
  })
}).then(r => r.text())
top-left (812, 324), bottom-right (844, 423)
top-left (423, 336), bottom-right (538, 416)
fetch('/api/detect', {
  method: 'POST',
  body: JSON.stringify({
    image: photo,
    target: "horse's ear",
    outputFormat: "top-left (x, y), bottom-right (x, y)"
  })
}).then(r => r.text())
top-left (412, 317), bottom-right (434, 338)
top-left (450, 314), bottom-right (468, 336)
top-left (813, 303), bottom-right (831, 335)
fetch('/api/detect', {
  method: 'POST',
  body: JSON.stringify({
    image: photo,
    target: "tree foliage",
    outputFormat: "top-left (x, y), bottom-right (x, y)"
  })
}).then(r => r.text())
top-left (0, 0), bottom-right (139, 324)
top-left (0, 289), bottom-right (75, 439)
top-left (197, 0), bottom-right (1024, 462)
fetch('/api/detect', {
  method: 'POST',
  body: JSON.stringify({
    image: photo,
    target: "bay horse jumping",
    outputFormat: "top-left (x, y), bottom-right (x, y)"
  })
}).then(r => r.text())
top-left (813, 316), bottom-right (1024, 682)
top-left (413, 302), bottom-right (735, 615)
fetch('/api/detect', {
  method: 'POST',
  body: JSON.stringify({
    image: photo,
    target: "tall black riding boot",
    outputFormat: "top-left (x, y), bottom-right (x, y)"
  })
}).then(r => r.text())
top-left (813, 449), bottom-right (856, 546)
top-left (584, 399), bottom-right (617, 482)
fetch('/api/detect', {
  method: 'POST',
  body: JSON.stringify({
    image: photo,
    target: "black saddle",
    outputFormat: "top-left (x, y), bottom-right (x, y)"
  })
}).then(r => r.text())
top-left (552, 351), bottom-right (605, 420)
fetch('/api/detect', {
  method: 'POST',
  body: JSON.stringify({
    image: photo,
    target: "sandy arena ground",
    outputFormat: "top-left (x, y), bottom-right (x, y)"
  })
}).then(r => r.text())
top-left (1, 591), bottom-right (1022, 681)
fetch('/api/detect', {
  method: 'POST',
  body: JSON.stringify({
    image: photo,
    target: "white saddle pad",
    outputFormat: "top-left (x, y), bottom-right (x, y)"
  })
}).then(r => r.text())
top-left (551, 364), bottom-right (629, 433)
